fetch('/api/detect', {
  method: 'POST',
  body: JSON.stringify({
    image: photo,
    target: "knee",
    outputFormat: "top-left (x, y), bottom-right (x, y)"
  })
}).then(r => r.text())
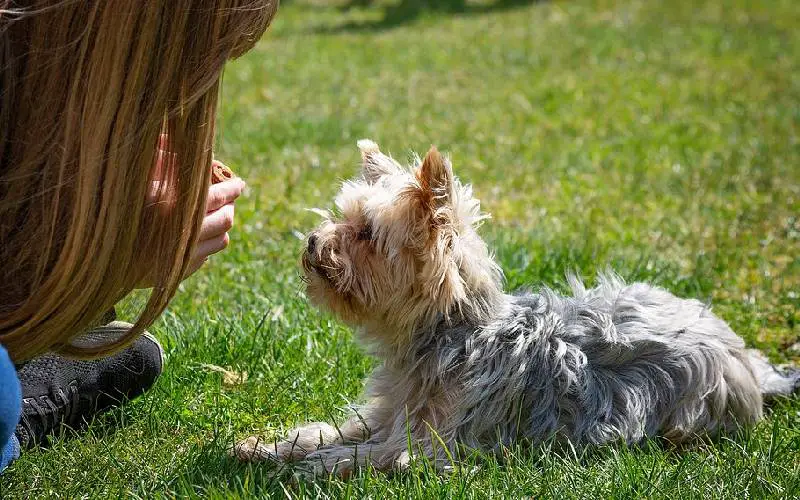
top-left (0, 346), bottom-right (22, 444)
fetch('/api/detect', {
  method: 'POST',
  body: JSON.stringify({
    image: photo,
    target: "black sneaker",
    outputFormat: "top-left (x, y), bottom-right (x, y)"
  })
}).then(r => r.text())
top-left (14, 321), bottom-right (165, 448)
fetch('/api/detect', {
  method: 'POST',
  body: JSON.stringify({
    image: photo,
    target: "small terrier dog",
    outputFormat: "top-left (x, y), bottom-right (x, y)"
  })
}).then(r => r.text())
top-left (235, 140), bottom-right (799, 477)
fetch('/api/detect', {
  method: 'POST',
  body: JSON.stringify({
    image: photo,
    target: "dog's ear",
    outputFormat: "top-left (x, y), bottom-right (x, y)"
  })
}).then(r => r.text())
top-left (418, 146), bottom-right (453, 210)
top-left (358, 139), bottom-right (400, 183)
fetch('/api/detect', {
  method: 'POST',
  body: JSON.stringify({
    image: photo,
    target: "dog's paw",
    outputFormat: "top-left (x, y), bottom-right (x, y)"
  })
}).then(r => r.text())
top-left (291, 459), bottom-right (342, 482)
top-left (233, 422), bottom-right (342, 464)
top-left (231, 435), bottom-right (280, 463)
top-left (298, 447), bottom-right (359, 480)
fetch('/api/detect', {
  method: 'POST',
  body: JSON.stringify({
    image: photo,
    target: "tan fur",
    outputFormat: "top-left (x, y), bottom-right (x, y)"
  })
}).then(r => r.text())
top-left (234, 140), bottom-right (506, 476)
top-left (301, 141), bottom-right (502, 351)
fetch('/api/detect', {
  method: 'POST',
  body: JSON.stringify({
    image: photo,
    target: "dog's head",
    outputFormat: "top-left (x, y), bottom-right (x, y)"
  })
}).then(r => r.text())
top-left (303, 140), bottom-right (503, 346)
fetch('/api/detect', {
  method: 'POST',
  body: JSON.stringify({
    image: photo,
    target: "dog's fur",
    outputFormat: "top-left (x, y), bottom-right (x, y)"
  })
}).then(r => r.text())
top-left (234, 140), bottom-right (800, 477)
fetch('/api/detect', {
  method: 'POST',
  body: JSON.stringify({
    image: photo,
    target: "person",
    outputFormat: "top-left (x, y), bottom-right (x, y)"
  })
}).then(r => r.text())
top-left (0, 0), bottom-right (278, 473)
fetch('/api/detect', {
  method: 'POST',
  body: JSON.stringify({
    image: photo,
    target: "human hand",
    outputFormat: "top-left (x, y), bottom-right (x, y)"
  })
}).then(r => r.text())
top-left (184, 161), bottom-right (246, 278)
top-left (138, 152), bottom-right (245, 288)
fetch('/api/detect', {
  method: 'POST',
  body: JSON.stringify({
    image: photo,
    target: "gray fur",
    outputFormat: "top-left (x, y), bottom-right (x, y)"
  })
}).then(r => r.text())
top-left (402, 272), bottom-right (766, 448)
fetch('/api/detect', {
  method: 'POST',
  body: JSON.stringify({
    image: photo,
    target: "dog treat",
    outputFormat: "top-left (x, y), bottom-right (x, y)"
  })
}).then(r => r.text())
top-left (211, 162), bottom-right (236, 184)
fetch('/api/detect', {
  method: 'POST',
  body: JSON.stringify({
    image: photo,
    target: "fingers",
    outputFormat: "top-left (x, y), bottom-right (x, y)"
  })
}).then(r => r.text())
top-left (207, 176), bottom-right (245, 213)
top-left (185, 232), bottom-right (230, 278)
top-left (199, 203), bottom-right (235, 241)
top-left (188, 202), bottom-right (234, 277)
top-left (197, 231), bottom-right (230, 257)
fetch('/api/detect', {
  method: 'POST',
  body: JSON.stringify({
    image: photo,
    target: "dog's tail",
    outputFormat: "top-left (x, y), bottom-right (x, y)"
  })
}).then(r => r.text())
top-left (748, 350), bottom-right (800, 399)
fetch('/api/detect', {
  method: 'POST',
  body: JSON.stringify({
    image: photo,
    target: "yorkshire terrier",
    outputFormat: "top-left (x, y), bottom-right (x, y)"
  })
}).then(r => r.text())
top-left (234, 140), bottom-right (799, 477)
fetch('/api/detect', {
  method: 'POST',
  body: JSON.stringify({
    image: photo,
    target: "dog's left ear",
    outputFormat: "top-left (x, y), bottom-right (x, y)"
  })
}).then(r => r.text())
top-left (418, 146), bottom-right (453, 210)
top-left (358, 139), bottom-right (400, 183)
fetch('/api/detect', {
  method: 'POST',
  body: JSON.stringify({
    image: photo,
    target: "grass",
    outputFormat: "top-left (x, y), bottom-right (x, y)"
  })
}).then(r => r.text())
top-left (2, 0), bottom-right (800, 497)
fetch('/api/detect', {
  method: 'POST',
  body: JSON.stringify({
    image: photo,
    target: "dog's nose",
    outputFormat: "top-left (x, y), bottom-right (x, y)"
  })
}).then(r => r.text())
top-left (307, 233), bottom-right (318, 254)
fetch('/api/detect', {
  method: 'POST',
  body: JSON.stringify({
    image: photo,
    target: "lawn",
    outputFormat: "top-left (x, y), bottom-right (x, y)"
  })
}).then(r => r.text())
top-left (2, 0), bottom-right (799, 497)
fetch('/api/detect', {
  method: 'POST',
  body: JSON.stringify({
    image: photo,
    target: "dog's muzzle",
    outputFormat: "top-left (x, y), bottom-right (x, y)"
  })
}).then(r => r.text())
top-left (303, 232), bottom-right (333, 283)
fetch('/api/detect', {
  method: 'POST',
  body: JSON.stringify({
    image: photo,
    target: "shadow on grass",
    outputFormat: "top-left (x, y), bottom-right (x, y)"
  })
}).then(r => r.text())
top-left (312, 0), bottom-right (547, 34)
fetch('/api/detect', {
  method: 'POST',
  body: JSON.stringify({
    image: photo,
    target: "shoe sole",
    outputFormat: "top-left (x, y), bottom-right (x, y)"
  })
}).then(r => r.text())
top-left (142, 331), bottom-right (166, 370)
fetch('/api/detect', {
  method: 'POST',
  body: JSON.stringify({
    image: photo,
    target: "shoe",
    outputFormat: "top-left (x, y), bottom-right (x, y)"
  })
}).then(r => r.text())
top-left (14, 320), bottom-right (165, 448)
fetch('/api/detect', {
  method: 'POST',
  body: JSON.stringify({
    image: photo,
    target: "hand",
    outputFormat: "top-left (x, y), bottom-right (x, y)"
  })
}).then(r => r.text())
top-left (184, 164), bottom-right (246, 278)
top-left (138, 152), bottom-right (245, 288)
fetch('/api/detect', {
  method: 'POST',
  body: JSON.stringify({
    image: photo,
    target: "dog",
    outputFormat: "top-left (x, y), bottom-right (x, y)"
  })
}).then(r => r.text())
top-left (234, 139), bottom-right (799, 477)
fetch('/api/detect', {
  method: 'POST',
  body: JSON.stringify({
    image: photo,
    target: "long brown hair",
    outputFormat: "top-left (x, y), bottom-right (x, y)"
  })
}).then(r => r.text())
top-left (0, 0), bottom-right (278, 361)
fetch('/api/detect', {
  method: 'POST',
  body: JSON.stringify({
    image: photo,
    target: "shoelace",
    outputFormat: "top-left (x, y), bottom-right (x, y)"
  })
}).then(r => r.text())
top-left (59, 381), bottom-right (81, 427)
top-left (20, 380), bottom-right (81, 439)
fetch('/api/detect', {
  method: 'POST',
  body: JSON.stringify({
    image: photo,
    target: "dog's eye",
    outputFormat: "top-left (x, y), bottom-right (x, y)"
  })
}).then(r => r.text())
top-left (357, 226), bottom-right (373, 241)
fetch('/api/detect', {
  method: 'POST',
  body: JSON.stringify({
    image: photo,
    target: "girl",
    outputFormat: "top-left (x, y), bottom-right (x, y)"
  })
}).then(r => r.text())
top-left (0, 0), bottom-right (278, 472)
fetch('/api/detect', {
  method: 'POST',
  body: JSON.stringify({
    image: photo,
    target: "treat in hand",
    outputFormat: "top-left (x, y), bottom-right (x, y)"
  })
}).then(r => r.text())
top-left (211, 161), bottom-right (236, 184)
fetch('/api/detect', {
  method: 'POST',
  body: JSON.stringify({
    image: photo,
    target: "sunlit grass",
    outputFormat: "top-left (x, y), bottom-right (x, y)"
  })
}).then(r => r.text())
top-left (2, 0), bottom-right (798, 497)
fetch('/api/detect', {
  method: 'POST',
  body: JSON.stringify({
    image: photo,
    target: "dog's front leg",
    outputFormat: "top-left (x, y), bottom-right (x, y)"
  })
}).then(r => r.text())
top-left (233, 421), bottom-right (342, 463)
top-left (297, 442), bottom-right (401, 479)
top-left (233, 412), bottom-right (381, 463)
top-left (297, 435), bottom-right (456, 479)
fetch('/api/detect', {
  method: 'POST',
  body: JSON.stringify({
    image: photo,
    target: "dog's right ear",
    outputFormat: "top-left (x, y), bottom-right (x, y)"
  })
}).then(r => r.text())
top-left (418, 146), bottom-right (453, 211)
top-left (358, 139), bottom-right (400, 183)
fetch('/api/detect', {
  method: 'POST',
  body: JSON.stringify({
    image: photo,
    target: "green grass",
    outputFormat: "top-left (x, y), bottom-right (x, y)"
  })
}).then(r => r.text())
top-left (3, 0), bottom-right (800, 497)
